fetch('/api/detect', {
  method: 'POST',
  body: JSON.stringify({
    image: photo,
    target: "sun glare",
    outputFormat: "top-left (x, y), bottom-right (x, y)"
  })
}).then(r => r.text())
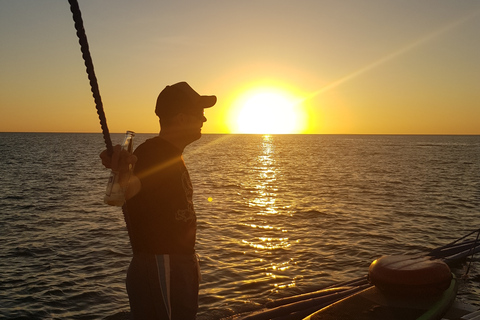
top-left (232, 89), bottom-right (306, 134)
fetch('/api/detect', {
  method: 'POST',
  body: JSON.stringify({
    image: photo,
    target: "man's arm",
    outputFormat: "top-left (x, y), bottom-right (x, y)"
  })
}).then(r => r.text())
top-left (100, 145), bottom-right (141, 200)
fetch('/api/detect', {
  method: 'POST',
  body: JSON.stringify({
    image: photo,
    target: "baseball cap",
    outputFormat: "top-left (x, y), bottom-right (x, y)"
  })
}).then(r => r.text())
top-left (155, 82), bottom-right (217, 119)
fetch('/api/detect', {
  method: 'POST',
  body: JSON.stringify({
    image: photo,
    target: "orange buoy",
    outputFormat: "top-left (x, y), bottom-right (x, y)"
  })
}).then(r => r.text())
top-left (368, 255), bottom-right (452, 296)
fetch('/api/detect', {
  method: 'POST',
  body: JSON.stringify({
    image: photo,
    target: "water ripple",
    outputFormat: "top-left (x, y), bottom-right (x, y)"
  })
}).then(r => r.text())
top-left (0, 133), bottom-right (479, 319)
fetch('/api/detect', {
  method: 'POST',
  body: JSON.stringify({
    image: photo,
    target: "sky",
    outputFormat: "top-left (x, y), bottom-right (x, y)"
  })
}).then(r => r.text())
top-left (1, 0), bottom-right (479, 134)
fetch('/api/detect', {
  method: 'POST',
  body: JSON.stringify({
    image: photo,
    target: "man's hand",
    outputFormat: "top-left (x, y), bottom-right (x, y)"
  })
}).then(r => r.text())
top-left (100, 145), bottom-right (137, 173)
top-left (100, 145), bottom-right (140, 200)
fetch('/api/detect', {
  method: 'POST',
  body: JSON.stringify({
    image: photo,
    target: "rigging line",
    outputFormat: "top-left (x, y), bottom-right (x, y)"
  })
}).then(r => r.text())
top-left (464, 229), bottom-right (480, 277)
top-left (68, 0), bottom-right (113, 155)
top-left (448, 228), bottom-right (480, 246)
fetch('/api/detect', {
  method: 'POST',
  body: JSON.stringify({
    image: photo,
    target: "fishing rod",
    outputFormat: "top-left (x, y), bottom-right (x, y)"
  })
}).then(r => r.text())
top-left (68, 0), bottom-right (113, 155)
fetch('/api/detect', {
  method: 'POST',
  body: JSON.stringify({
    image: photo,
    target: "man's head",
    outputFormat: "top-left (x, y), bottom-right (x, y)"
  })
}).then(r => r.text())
top-left (156, 82), bottom-right (216, 146)
top-left (155, 82), bottom-right (216, 121)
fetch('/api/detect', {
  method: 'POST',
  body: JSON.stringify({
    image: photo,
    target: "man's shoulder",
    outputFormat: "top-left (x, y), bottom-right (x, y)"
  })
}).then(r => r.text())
top-left (135, 136), bottom-right (165, 154)
top-left (133, 137), bottom-right (183, 182)
top-left (134, 137), bottom-right (182, 167)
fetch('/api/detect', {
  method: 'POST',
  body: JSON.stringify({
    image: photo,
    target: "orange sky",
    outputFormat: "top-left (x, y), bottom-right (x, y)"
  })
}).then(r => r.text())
top-left (1, 1), bottom-right (479, 134)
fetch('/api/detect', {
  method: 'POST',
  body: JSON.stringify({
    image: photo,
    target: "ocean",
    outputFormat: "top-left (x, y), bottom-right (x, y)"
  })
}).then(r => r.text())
top-left (1, 133), bottom-right (479, 319)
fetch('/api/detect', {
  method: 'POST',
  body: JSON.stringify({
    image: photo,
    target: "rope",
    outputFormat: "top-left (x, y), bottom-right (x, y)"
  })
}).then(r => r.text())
top-left (447, 228), bottom-right (480, 246)
top-left (464, 228), bottom-right (480, 277)
top-left (68, 0), bottom-right (113, 155)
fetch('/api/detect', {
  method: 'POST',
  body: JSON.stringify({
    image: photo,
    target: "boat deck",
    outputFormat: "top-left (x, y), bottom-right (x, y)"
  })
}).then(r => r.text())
top-left (442, 301), bottom-right (480, 320)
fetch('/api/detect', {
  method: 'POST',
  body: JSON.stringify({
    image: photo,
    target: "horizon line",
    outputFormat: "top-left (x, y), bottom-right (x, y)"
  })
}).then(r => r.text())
top-left (1, 131), bottom-right (479, 136)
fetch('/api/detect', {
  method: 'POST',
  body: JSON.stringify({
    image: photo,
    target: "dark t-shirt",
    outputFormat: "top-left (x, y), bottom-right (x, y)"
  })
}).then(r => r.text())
top-left (124, 137), bottom-right (196, 254)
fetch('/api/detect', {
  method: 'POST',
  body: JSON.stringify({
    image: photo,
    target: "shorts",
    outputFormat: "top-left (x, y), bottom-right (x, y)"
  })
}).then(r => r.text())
top-left (126, 253), bottom-right (200, 320)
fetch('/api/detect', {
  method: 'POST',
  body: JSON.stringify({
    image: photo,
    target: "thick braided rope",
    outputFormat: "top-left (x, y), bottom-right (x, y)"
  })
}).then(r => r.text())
top-left (68, 0), bottom-right (113, 155)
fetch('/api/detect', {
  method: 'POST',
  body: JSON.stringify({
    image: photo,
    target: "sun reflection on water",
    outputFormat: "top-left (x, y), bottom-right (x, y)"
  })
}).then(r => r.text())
top-left (241, 238), bottom-right (291, 251)
top-left (240, 134), bottom-right (299, 293)
top-left (247, 135), bottom-right (279, 215)
top-left (242, 223), bottom-right (288, 233)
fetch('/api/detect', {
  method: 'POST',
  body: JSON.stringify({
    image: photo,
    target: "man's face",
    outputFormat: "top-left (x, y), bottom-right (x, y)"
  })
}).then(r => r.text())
top-left (181, 110), bottom-right (207, 143)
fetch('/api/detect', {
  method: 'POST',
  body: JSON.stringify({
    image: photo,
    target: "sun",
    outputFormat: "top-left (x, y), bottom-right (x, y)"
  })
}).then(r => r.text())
top-left (232, 89), bottom-right (306, 134)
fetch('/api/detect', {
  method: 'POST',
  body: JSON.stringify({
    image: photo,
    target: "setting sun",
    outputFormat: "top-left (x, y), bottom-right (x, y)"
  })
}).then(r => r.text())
top-left (229, 88), bottom-right (307, 134)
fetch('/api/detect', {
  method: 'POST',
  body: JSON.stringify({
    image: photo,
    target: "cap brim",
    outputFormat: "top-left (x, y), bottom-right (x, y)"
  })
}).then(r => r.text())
top-left (199, 95), bottom-right (216, 108)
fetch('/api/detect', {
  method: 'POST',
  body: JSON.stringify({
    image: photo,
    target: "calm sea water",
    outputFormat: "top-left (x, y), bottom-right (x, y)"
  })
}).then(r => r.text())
top-left (0, 133), bottom-right (479, 319)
